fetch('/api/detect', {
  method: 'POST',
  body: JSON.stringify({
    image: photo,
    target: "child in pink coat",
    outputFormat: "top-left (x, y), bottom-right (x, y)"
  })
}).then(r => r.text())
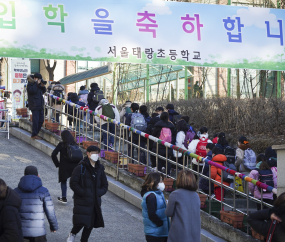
top-left (249, 154), bottom-right (277, 210)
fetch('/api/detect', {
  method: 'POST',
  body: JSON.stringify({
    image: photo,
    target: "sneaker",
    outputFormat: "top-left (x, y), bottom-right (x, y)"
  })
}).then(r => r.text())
top-left (58, 197), bottom-right (67, 203)
top-left (66, 233), bottom-right (76, 242)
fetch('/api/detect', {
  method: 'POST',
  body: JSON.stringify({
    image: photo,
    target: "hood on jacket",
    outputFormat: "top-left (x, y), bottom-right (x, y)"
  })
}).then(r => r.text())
top-left (0, 187), bottom-right (21, 211)
top-left (27, 74), bottom-right (35, 83)
top-left (52, 84), bottom-right (64, 91)
top-left (91, 86), bottom-right (100, 92)
top-left (18, 175), bottom-right (42, 193)
top-left (212, 154), bottom-right (227, 163)
top-left (168, 109), bottom-right (179, 115)
top-left (199, 133), bottom-right (209, 140)
top-left (239, 143), bottom-right (251, 151)
top-left (99, 99), bottom-right (109, 106)
top-left (154, 120), bottom-right (174, 129)
top-left (78, 89), bottom-right (89, 95)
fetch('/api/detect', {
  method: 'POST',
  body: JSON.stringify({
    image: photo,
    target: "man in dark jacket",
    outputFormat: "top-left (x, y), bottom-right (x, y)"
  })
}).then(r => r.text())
top-left (27, 73), bottom-right (46, 139)
top-left (14, 166), bottom-right (58, 241)
top-left (0, 179), bottom-right (23, 242)
top-left (68, 145), bottom-right (108, 242)
top-left (166, 104), bottom-right (180, 124)
top-left (88, 83), bottom-right (103, 125)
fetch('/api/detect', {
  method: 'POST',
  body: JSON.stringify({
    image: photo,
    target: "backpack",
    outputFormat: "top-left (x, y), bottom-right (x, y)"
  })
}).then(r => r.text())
top-left (131, 113), bottom-right (147, 131)
top-left (102, 104), bottom-right (115, 119)
top-left (67, 144), bottom-right (83, 163)
top-left (79, 94), bottom-right (88, 104)
top-left (196, 138), bottom-right (208, 158)
top-left (53, 89), bottom-right (63, 104)
top-left (159, 127), bottom-right (172, 143)
top-left (92, 90), bottom-right (104, 102)
top-left (244, 148), bottom-right (256, 170)
top-left (224, 146), bottom-right (236, 164)
top-left (218, 162), bottom-right (236, 183)
top-left (183, 129), bottom-right (195, 148)
top-left (173, 114), bottom-right (182, 126)
top-left (258, 169), bottom-right (274, 193)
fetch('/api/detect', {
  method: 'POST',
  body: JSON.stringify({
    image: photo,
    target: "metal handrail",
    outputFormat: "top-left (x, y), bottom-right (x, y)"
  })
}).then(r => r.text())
top-left (41, 93), bottom-right (277, 234)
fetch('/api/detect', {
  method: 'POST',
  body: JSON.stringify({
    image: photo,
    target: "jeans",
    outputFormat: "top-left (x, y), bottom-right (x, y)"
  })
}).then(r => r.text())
top-left (71, 226), bottom-right (92, 242)
top-left (31, 110), bottom-right (44, 137)
top-left (101, 123), bottom-right (115, 148)
top-left (61, 181), bottom-right (67, 198)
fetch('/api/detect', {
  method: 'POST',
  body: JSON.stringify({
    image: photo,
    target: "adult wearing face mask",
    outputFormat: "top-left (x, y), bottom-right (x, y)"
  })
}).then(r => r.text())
top-left (141, 172), bottom-right (169, 242)
top-left (67, 146), bottom-right (108, 242)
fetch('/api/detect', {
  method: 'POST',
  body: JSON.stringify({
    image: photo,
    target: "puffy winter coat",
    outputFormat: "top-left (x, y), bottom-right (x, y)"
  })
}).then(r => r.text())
top-left (167, 109), bottom-right (179, 123)
top-left (248, 208), bottom-right (285, 242)
top-left (151, 120), bottom-right (175, 155)
top-left (235, 144), bottom-right (252, 173)
top-left (88, 86), bottom-right (101, 111)
top-left (249, 168), bottom-right (277, 200)
top-left (14, 175), bottom-right (58, 237)
top-left (210, 154), bottom-right (230, 188)
top-left (95, 99), bottom-right (120, 126)
top-left (51, 84), bottom-right (65, 111)
top-left (0, 187), bottom-right (23, 242)
top-left (141, 190), bottom-right (169, 237)
top-left (27, 75), bottom-right (46, 111)
top-left (173, 131), bottom-right (187, 158)
top-left (51, 142), bottom-right (80, 183)
top-left (188, 134), bottom-right (213, 166)
top-left (70, 157), bottom-right (108, 228)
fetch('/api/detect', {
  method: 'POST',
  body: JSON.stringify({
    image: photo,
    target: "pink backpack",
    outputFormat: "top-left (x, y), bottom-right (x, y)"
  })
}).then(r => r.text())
top-left (159, 128), bottom-right (172, 143)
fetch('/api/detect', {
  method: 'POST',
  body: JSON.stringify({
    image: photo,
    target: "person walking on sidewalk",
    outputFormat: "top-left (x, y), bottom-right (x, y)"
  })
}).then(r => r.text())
top-left (0, 178), bottom-right (23, 242)
top-left (67, 145), bottom-right (108, 242)
top-left (51, 130), bottom-right (80, 203)
top-left (14, 166), bottom-right (58, 242)
top-left (27, 73), bottom-right (46, 140)
top-left (141, 172), bottom-right (169, 242)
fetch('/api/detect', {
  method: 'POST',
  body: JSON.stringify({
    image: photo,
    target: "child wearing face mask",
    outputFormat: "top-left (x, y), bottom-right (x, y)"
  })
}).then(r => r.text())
top-left (141, 172), bottom-right (169, 242)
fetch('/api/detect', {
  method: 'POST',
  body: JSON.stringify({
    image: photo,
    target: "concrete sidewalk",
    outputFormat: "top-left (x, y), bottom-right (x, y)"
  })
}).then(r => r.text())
top-left (0, 133), bottom-right (145, 242)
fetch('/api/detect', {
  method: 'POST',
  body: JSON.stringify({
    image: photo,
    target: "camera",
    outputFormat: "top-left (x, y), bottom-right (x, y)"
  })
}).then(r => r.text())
top-left (41, 79), bottom-right (47, 85)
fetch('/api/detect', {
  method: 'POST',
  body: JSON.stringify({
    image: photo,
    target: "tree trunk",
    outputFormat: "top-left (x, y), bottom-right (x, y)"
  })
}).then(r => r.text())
top-left (44, 60), bottom-right (57, 81)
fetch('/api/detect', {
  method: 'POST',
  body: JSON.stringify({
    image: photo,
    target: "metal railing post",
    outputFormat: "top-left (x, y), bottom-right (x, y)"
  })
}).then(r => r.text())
top-left (221, 170), bottom-right (223, 210)
top-left (48, 97), bottom-right (51, 122)
top-left (43, 95), bottom-right (46, 128)
top-left (182, 155), bottom-right (185, 171)
top-left (246, 181), bottom-right (249, 234)
top-left (114, 122), bottom-right (117, 151)
top-left (209, 164), bottom-right (212, 215)
top-left (261, 189), bottom-right (263, 210)
top-left (66, 103), bottom-right (68, 129)
top-left (59, 102), bottom-right (63, 132)
top-left (92, 114), bottom-right (95, 141)
top-left (116, 125), bottom-right (121, 180)
top-left (75, 108), bottom-right (79, 145)
top-left (156, 142), bottom-right (158, 170)
top-left (138, 135), bottom-right (141, 164)
top-left (233, 174), bottom-right (236, 212)
top-left (165, 147), bottom-right (168, 176)
top-left (99, 119), bottom-right (102, 148)
top-left (130, 132), bottom-right (133, 163)
top-left (85, 110), bottom-right (88, 142)
top-left (146, 139), bottom-right (150, 174)
top-left (107, 122), bottom-right (109, 151)
top-left (176, 155), bottom-right (178, 178)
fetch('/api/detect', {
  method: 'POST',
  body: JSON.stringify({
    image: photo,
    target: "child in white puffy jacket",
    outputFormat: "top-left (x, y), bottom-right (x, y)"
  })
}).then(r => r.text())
top-left (173, 120), bottom-right (189, 166)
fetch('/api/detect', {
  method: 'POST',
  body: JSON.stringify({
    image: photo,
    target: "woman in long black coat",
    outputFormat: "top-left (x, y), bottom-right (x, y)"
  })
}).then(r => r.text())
top-left (248, 192), bottom-right (285, 242)
top-left (51, 130), bottom-right (79, 203)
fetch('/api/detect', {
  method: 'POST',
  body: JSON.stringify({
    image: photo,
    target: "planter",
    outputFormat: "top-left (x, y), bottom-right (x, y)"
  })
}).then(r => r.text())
top-left (220, 211), bottom-right (244, 228)
top-left (198, 194), bottom-right (208, 207)
top-left (76, 136), bottom-right (87, 144)
top-left (251, 229), bottom-right (264, 240)
top-left (104, 151), bottom-right (119, 164)
top-left (45, 122), bottom-right (59, 132)
top-left (164, 178), bottom-right (175, 192)
top-left (128, 164), bottom-right (146, 177)
top-left (82, 141), bottom-right (99, 150)
top-left (16, 108), bottom-right (28, 117)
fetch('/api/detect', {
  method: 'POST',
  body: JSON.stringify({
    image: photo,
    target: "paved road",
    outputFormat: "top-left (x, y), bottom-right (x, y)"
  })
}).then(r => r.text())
top-left (0, 133), bottom-right (145, 242)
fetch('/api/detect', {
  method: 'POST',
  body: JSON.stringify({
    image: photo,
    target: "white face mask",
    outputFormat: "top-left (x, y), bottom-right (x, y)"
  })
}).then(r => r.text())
top-left (90, 154), bottom-right (99, 162)
top-left (157, 182), bottom-right (165, 192)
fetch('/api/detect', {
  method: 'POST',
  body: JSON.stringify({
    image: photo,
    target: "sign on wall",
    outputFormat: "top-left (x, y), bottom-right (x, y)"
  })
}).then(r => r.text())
top-left (11, 59), bottom-right (30, 120)
top-left (0, 0), bottom-right (284, 70)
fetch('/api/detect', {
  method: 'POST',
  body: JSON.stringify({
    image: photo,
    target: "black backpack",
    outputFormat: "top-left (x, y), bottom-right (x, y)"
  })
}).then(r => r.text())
top-left (224, 146), bottom-right (236, 164)
top-left (66, 144), bottom-right (83, 163)
top-left (53, 89), bottom-right (63, 104)
top-left (92, 90), bottom-right (104, 103)
top-left (173, 114), bottom-right (182, 126)
top-left (258, 169), bottom-right (274, 193)
top-left (218, 162), bottom-right (236, 183)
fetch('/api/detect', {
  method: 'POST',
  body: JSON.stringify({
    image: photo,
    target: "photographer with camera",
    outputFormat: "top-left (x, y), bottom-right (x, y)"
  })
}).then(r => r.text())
top-left (27, 73), bottom-right (46, 140)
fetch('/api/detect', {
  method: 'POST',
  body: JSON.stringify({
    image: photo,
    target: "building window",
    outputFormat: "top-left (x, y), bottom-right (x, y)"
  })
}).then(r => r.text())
top-left (30, 59), bottom-right (40, 74)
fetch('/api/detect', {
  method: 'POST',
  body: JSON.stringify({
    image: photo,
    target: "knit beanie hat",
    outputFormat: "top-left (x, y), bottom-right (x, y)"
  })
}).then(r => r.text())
top-left (24, 166), bottom-right (38, 176)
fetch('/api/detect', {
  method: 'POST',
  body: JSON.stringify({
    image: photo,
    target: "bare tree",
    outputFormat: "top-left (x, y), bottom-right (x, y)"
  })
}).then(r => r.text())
top-left (44, 60), bottom-right (57, 81)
